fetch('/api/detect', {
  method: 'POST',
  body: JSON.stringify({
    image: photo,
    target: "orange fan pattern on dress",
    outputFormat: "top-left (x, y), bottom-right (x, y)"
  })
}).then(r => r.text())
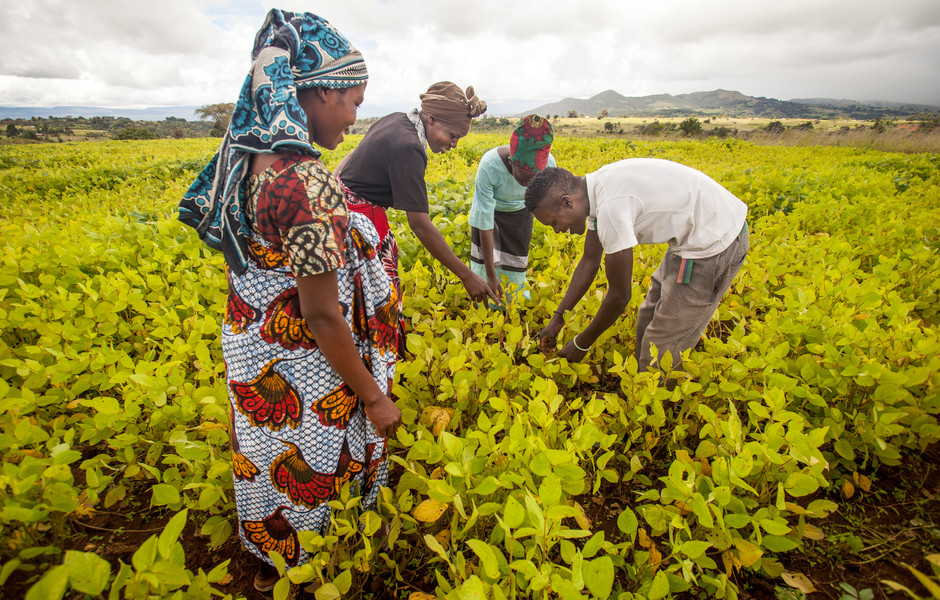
top-left (270, 441), bottom-right (364, 508)
top-left (241, 506), bottom-right (300, 566)
top-left (313, 382), bottom-right (359, 430)
top-left (261, 288), bottom-right (318, 351)
top-left (230, 360), bottom-right (302, 431)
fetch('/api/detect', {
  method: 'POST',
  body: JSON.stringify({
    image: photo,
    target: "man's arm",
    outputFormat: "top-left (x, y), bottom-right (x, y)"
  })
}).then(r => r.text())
top-left (558, 246), bottom-right (632, 362)
top-left (406, 210), bottom-right (501, 304)
top-left (538, 229), bottom-right (604, 353)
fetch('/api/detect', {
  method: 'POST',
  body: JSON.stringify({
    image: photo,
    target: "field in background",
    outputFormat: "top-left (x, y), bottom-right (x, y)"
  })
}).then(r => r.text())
top-left (1, 136), bottom-right (938, 600)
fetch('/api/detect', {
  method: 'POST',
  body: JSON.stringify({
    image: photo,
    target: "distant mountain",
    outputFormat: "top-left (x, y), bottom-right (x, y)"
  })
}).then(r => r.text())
top-left (518, 90), bottom-right (940, 120)
top-left (0, 105), bottom-right (202, 120)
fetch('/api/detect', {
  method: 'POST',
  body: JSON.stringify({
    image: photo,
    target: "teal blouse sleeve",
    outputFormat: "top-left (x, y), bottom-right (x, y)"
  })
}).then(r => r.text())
top-left (468, 149), bottom-right (502, 230)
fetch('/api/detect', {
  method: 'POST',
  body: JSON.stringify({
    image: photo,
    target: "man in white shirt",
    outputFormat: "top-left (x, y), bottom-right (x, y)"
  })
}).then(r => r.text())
top-left (524, 158), bottom-right (749, 371)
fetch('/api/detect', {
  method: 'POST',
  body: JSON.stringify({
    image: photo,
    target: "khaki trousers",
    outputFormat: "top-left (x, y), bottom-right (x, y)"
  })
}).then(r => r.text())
top-left (635, 225), bottom-right (749, 372)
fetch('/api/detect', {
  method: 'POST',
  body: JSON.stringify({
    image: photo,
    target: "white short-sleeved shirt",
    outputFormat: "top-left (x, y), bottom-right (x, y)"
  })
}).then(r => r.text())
top-left (585, 158), bottom-right (748, 258)
top-left (469, 147), bottom-right (557, 230)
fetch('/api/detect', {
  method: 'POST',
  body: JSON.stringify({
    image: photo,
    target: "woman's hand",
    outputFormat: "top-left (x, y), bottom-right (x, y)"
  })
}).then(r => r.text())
top-left (462, 271), bottom-right (502, 304)
top-left (361, 391), bottom-right (402, 439)
top-left (486, 275), bottom-right (504, 304)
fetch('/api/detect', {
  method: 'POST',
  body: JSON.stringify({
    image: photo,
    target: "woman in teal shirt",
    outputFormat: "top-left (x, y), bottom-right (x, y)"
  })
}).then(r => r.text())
top-left (469, 114), bottom-right (555, 301)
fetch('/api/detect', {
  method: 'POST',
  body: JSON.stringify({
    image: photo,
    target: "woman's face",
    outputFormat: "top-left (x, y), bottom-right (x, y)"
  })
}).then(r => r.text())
top-left (510, 161), bottom-right (536, 187)
top-left (300, 84), bottom-right (366, 150)
top-left (424, 115), bottom-right (463, 153)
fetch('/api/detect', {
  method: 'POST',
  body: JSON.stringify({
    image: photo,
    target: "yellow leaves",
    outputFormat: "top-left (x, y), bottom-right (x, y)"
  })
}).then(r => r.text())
top-left (733, 538), bottom-right (763, 568)
top-left (853, 471), bottom-right (871, 492)
top-left (782, 571), bottom-right (817, 594)
top-left (572, 502), bottom-right (592, 530)
top-left (409, 594), bottom-right (437, 600)
top-left (842, 480), bottom-right (855, 499)
top-left (420, 406), bottom-right (455, 436)
top-left (647, 544), bottom-right (663, 567)
top-left (413, 499), bottom-right (448, 523)
top-left (801, 523), bottom-right (825, 541)
top-left (637, 529), bottom-right (662, 566)
top-left (72, 491), bottom-right (98, 518)
top-left (434, 529), bottom-right (451, 550)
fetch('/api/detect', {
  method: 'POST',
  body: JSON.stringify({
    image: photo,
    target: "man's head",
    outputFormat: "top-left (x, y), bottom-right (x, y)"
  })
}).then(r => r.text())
top-left (524, 167), bottom-right (589, 235)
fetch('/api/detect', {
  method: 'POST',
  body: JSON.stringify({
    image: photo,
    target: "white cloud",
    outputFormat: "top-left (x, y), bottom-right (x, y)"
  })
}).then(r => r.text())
top-left (0, 0), bottom-right (937, 112)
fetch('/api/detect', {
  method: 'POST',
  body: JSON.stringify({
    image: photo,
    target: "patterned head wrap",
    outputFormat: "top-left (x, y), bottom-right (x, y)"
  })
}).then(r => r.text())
top-left (178, 9), bottom-right (367, 274)
top-left (509, 114), bottom-right (553, 172)
top-left (419, 82), bottom-right (487, 138)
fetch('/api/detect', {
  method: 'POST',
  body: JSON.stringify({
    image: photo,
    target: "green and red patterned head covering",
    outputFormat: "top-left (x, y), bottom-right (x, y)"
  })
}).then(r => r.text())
top-left (509, 114), bottom-right (553, 171)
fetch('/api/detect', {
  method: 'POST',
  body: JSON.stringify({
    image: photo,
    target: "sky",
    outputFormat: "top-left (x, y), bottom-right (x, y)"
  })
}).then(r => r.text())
top-left (1, 0), bottom-right (938, 118)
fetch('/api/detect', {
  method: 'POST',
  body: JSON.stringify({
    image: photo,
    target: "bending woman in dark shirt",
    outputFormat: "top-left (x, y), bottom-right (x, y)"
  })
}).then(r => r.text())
top-left (336, 82), bottom-right (499, 341)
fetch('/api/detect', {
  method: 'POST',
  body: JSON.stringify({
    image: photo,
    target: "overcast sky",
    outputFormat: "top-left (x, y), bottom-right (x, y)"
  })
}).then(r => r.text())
top-left (1, 0), bottom-right (938, 117)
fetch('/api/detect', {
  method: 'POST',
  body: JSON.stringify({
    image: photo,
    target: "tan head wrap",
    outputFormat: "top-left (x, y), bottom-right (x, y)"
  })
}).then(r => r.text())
top-left (419, 81), bottom-right (487, 137)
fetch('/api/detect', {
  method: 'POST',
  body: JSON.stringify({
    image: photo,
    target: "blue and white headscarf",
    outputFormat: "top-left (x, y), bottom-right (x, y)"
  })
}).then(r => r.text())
top-left (178, 9), bottom-right (368, 274)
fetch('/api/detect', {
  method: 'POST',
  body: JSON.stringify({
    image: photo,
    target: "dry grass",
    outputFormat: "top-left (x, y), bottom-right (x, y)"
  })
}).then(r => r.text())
top-left (552, 116), bottom-right (940, 154)
top-left (744, 126), bottom-right (940, 153)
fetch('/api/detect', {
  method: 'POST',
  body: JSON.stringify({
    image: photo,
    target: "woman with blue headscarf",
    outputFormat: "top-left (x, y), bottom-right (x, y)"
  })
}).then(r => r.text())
top-left (178, 9), bottom-right (401, 591)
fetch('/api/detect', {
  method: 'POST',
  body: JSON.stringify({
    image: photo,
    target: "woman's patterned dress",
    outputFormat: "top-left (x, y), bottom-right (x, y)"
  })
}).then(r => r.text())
top-left (222, 154), bottom-right (398, 567)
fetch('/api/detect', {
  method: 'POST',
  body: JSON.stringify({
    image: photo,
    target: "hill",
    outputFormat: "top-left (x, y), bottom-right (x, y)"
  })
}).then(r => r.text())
top-left (519, 89), bottom-right (940, 120)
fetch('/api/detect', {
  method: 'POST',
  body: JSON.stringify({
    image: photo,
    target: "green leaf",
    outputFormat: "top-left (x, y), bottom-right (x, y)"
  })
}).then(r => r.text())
top-left (64, 550), bottom-right (111, 596)
top-left (466, 539), bottom-right (500, 579)
top-left (151, 483), bottom-right (181, 506)
top-left (584, 556), bottom-right (614, 599)
top-left (314, 582), bottom-right (341, 600)
top-left (761, 535), bottom-right (800, 552)
top-left (132, 535), bottom-right (158, 572)
top-left (617, 508), bottom-right (638, 542)
top-left (679, 540), bottom-right (712, 559)
top-left (333, 569), bottom-right (353, 595)
top-left (691, 493), bottom-right (714, 528)
top-left (0, 559), bottom-right (22, 586)
top-left (648, 570), bottom-right (670, 600)
top-left (274, 577), bottom-right (292, 600)
top-left (471, 476), bottom-right (499, 496)
top-left (504, 495), bottom-right (525, 529)
top-left (759, 518), bottom-right (791, 536)
top-left (785, 472), bottom-right (819, 497)
top-left (524, 495), bottom-right (545, 530)
top-left (158, 509), bottom-right (188, 559)
top-left (25, 565), bottom-right (69, 600)
top-left (833, 438), bottom-right (855, 460)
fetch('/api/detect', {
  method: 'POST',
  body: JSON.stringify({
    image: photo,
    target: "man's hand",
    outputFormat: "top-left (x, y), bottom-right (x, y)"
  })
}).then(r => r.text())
top-left (361, 391), bottom-right (402, 439)
top-left (538, 314), bottom-right (564, 354)
top-left (558, 340), bottom-right (588, 363)
top-left (462, 272), bottom-right (502, 304)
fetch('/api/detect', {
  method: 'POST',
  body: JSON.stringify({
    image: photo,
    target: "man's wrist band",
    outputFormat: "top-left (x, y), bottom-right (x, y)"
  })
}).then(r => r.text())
top-left (572, 334), bottom-right (592, 352)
